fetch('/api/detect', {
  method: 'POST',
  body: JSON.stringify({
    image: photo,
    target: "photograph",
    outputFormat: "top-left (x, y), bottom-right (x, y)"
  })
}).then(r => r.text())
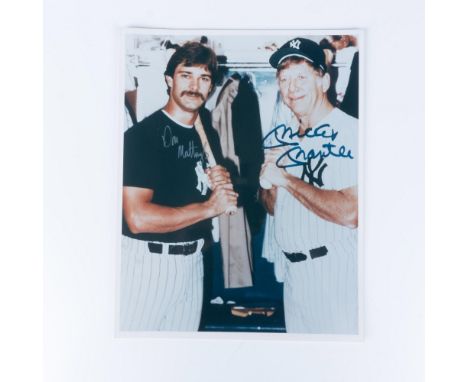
top-left (119, 29), bottom-right (362, 335)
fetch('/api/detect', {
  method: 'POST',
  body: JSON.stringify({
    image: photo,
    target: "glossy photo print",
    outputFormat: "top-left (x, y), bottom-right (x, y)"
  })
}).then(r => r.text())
top-left (118, 29), bottom-right (363, 338)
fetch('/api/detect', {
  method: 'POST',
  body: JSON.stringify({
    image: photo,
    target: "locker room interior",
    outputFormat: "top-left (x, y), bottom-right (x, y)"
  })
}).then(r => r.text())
top-left (123, 33), bottom-right (358, 332)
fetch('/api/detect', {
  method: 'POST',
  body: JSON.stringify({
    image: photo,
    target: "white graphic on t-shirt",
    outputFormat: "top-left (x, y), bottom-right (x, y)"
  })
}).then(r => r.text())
top-left (195, 161), bottom-right (209, 195)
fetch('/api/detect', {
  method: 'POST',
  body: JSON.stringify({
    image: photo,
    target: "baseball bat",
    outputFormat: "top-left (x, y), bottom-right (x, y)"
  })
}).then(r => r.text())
top-left (194, 115), bottom-right (237, 215)
top-left (260, 130), bottom-right (273, 189)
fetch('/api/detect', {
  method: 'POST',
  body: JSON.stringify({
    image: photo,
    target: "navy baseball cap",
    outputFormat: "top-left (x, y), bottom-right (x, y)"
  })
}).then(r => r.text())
top-left (269, 37), bottom-right (326, 72)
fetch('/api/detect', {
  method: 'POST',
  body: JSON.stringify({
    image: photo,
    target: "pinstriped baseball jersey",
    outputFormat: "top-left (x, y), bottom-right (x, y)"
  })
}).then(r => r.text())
top-left (264, 107), bottom-right (359, 334)
top-left (269, 108), bottom-right (358, 252)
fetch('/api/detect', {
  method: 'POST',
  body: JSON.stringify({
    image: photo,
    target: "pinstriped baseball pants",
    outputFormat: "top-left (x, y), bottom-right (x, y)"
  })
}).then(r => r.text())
top-left (283, 236), bottom-right (358, 334)
top-left (119, 235), bottom-right (204, 331)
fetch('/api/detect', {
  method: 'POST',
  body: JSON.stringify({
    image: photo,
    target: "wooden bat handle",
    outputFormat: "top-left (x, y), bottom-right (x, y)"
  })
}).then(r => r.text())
top-left (193, 116), bottom-right (237, 215)
top-left (194, 116), bottom-right (217, 168)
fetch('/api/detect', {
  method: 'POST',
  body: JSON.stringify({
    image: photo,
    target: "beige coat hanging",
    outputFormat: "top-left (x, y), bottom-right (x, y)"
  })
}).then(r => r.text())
top-left (211, 78), bottom-right (253, 288)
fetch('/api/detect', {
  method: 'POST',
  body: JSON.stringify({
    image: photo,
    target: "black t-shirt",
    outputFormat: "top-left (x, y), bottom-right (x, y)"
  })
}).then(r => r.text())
top-left (122, 109), bottom-right (213, 243)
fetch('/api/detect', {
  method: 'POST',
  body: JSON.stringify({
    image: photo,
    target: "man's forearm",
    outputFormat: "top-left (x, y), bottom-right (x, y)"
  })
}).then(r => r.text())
top-left (124, 201), bottom-right (214, 235)
top-left (284, 174), bottom-right (358, 228)
top-left (259, 188), bottom-right (277, 216)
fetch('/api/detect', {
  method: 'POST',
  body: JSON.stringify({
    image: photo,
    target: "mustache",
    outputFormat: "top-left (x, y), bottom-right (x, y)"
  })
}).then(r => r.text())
top-left (181, 91), bottom-right (205, 101)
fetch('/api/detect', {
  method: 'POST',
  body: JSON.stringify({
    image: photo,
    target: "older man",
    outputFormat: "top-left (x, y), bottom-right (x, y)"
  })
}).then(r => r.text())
top-left (260, 37), bottom-right (359, 334)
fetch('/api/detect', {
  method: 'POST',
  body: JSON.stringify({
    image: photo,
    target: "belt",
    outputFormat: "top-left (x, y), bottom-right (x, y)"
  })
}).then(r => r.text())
top-left (283, 246), bottom-right (328, 263)
top-left (147, 241), bottom-right (199, 256)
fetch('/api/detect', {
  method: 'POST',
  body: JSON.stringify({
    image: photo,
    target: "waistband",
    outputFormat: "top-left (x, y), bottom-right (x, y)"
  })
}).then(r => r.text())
top-left (283, 246), bottom-right (328, 263)
top-left (147, 238), bottom-right (204, 256)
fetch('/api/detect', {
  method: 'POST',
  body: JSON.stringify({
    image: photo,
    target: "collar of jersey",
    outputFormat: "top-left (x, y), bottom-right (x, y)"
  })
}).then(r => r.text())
top-left (161, 109), bottom-right (193, 129)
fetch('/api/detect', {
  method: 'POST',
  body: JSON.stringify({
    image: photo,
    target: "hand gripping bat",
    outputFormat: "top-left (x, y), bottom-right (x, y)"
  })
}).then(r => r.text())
top-left (194, 115), bottom-right (237, 215)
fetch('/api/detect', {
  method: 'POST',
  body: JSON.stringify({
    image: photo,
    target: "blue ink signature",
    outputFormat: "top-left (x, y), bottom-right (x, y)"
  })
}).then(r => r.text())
top-left (262, 123), bottom-right (353, 168)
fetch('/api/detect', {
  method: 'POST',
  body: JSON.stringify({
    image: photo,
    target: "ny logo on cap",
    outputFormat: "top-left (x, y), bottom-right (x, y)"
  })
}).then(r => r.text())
top-left (289, 39), bottom-right (301, 50)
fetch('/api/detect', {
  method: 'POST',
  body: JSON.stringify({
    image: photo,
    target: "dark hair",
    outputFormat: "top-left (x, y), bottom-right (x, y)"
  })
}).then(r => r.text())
top-left (319, 38), bottom-right (336, 53)
top-left (276, 56), bottom-right (325, 77)
top-left (331, 35), bottom-right (355, 48)
top-left (164, 41), bottom-right (218, 81)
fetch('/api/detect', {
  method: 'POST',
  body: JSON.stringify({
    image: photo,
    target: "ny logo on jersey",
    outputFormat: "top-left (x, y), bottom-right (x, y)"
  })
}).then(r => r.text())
top-left (195, 161), bottom-right (209, 195)
top-left (289, 39), bottom-right (301, 49)
top-left (301, 157), bottom-right (327, 187)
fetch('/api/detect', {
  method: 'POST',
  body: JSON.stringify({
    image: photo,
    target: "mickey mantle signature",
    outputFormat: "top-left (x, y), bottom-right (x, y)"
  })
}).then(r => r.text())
top-left (262, 123), bottom-right (354, 168)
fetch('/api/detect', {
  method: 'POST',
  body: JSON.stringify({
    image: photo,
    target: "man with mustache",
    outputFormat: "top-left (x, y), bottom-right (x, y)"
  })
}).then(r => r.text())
top-left (120, 42), bottom-right (237, 331)
top-left (260, 37), bottom-right (359, 334)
